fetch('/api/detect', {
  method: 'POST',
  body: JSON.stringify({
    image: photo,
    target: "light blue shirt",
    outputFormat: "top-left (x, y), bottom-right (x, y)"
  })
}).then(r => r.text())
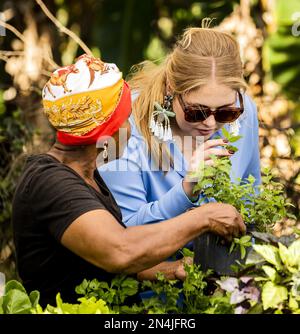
top-left (99, 94), bottom-right (261, 227)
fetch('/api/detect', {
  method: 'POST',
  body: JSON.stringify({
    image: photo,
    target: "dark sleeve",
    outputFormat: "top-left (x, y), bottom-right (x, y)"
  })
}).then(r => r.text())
top-left (29, 165), bottom-right (107, 242)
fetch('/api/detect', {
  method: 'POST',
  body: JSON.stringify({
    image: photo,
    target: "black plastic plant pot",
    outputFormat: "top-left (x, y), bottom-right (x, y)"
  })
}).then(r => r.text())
top-left (193, 224), bottom-right (256, 276)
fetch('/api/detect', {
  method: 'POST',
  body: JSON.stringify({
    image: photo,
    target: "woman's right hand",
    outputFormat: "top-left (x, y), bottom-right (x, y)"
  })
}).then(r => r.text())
top-left (183, 138), bottom-right (234, 199)
top-left (189, 138), bottom-right (234, 169)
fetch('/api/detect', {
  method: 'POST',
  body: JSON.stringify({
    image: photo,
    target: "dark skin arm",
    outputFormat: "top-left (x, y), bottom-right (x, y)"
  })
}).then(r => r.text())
top-left (61, 202), bottom-right (245, 275)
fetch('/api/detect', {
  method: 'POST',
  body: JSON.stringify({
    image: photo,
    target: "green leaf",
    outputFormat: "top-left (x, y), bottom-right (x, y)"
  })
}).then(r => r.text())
top-left (278, 240), bottom-right (300, 271)
top-left (239, 235), bottom-right (252, 244)
top-left (287, 239), bottom-right (300, 267)
top-left (254, 277), bottom-right (269, 282)
top-left (218, 165), bottom-right (231, 173)
top-left (4, 280), bottom-right (27, 294)
top-left (229, 241), bottom-right (235, 254)
top-left (240, 204), bottom-right (248, 219)
top-left (29, 290), bottom-right (40, 308)
top-left (2, 289), bottom-right (32, 314)
top-left (240, 246), bottom-right (246, 259)
top-left (222, 127), bottom-right (230, 140)
top-left (253, 244), bottom-right (282, 269)
top-left (120, 277), bottom-right (139, 298)
top-left (54, 293), bottom-right (78, 314)
top-left (228, 135), bottom-right (242, 143)
top-left (262, 282), bottom-right (288, 310)
top-left (181, 247), bottom-right (194, 258)
top-left (77, 297), bottom-right (110, 314)
top-left (262, 265), bottom-right (280, 282)
top-left (32, 304), bottom-right (44, 314)
top-left (55, 293), bottom-right (64, 313)
top-left (278, 242), bottom-right (291, 267)
top-left (75, 279), bottom-right (89, 295)
top-left (247, 175), bottom-right (256, 185)
top-left (89, 279), bottom-right (100, 290)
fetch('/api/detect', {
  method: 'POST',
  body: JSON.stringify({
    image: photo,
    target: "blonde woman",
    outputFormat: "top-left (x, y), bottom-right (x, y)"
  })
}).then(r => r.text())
top-left (99, 26), bottom-right (261, 227)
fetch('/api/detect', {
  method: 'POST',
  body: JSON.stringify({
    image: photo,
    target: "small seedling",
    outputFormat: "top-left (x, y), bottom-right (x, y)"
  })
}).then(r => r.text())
top-left (229, 235), bottom-right (253, 259)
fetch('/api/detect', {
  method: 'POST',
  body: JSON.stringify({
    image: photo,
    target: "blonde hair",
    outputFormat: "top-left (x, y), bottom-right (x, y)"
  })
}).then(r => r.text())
top-left (128, 23), bottom-right (247, 170)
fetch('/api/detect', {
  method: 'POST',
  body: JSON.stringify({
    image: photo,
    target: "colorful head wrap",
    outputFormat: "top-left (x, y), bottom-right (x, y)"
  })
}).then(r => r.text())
top-left (42, 54), bottom-right (131, 145)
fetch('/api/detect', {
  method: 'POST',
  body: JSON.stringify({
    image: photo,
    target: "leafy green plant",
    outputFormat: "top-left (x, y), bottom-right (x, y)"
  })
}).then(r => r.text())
top-left (1, 237), bottom-right (299, 314)
top-left (246, 239), bottom-right (300, 313)
top-left (73, 252), bottom-right (234, 314)
top-left (141, 272), bottom-right (182, 314)
top-left (137, 262), bottom-right (234, 314)
top-left (181, 262), bottom-right (233, 314)
top-left (33, 293), bottom-right (112, 314)
top-left (0, 280), bottom-right (39, 314)
top-left (192, 127), bottom-right (294, 233)
top-left (75, 274), bottom-right (139, 313)
top-left (190, 127), bottom-right (296, 264)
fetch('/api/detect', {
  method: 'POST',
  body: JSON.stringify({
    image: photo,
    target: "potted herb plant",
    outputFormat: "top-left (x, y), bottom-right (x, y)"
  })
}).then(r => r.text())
top-left (191, 128), bottom-right (295, 275)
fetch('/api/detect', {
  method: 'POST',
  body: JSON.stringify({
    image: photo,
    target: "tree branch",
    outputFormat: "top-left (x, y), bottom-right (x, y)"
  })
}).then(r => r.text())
top-left (0, 51), bottom-right (25, 56)
top-left (35, 0), bottom-right (93, 56)
top-left (0, 18), bottom-right (26, 42)
top-left (0, 21), bottom-right (59, 70)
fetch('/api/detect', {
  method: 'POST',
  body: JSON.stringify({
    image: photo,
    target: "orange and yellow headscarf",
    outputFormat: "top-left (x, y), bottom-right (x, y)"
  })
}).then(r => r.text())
top-left (42, 54), bottom-right (131, 145)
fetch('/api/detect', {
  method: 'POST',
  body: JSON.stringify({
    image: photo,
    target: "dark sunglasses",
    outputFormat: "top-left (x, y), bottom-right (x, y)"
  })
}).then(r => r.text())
top-left (177, 91), bottom-right (244, 123)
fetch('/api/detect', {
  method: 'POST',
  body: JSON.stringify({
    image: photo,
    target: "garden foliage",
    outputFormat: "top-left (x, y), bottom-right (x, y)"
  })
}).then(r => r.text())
top-left (1, 237), bottom-right (299, 314)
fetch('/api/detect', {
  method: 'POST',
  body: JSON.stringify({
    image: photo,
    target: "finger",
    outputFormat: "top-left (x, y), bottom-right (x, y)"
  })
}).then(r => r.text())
top-left (217, 228), bottom-right (232, 243)
top-left (232, 209), bottom-right (246, 234)
top-left (204, 148), bottom-right (232, 159)
top-left (204, 139), bottom-right (228, 150)
top-left (175, 265), bottom-right (187, 281)
top-left (190, 149), bottom-right (205, 167)
top-left (224, 225), bottom-right (239, 239)
top-left (232, 226), bottom-right (240, 238)
top-left (237, 214), bottom-right (246, 235)
top-left (184, 256), bottom-right (193, 266)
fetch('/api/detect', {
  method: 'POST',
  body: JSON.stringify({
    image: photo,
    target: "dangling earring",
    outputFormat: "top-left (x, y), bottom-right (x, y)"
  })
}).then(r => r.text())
top-left (229, 90), bottom-right (242, 136)
top-left (103, 141), bottom-right (108, 163)
top-left (150, 94), bottom-right (176, 142)
top-left (229, 119), bottom-right (241, 136)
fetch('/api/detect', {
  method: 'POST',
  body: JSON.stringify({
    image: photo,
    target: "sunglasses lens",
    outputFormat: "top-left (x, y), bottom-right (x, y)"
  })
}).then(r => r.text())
top-left (215, 108), bottom-right (241, 123)
top-left (185, 107), bottom-right (208, 122)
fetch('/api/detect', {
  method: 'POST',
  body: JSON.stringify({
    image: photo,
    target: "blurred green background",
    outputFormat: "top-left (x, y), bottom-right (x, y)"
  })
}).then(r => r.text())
top-left (0, 0), bottom-right (299, 279)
